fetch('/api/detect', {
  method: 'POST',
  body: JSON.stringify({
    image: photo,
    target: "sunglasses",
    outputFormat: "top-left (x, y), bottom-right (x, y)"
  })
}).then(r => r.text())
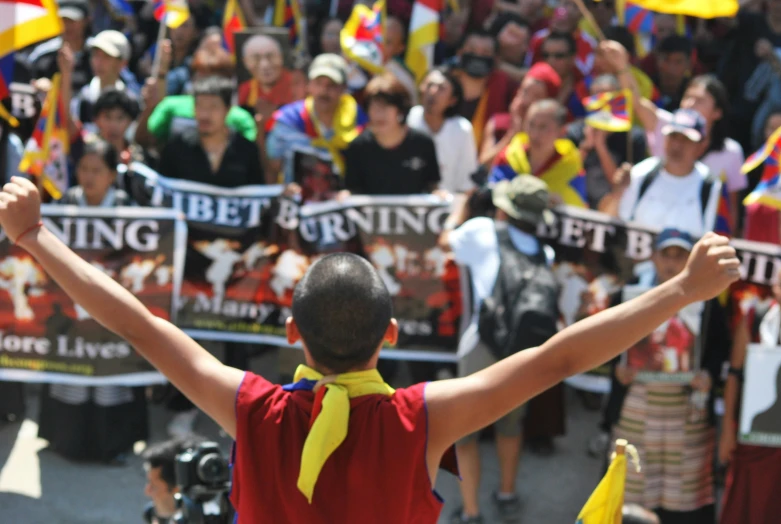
top-left (542, 52), bottom-right (571, 59)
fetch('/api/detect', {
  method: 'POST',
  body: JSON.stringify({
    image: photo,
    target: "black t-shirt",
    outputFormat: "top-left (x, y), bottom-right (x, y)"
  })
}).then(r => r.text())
top-left (566, 121), bottom-right (648, 209)
top-left (344, 128), bottom-right (441, 195)
top-left (158, 127), bottom-right (264, 187)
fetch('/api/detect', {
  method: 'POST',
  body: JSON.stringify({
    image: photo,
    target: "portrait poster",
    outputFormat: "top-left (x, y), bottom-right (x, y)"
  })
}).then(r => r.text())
top-left (0, 206), bottom-right (186, 385)
top-left (291, 147), bottom-right (341, 203)
top-left (234, 28), bottom-right (296, 110)
top-left (620, 284), bottom-right (703, 383)
top-left (739, 344), bottom-right (781, 447)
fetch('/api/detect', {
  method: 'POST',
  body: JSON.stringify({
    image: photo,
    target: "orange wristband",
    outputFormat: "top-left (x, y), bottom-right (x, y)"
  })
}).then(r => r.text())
top-left (14, 221), bottom-right (43, 245)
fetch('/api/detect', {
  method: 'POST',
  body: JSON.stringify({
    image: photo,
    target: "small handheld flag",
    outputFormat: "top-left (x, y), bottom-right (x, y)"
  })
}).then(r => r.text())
top-left (582, 89), bottom-right (633, 132)
top-left (222, 0), bottom-right (246, 54)
top-left (405, 0), bottom-right (442, 83)
top-left (19, 73), bottom-right (70, 200)
top-left (341, 0), bottom-right (386, 75)
top-left (575, 439), bottom-right (640, 524)
top-left (274, 0), bottom-right (305, 53)
top-left (744, 167), bottom-right (781, 211)
top-left (742, 125), bottom-right (781, 175)
top-left (153, 0), bottom-right (191, 29)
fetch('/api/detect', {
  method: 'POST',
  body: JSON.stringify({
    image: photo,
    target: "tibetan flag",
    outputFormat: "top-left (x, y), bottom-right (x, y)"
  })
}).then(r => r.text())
top-left (103, 0), bottom-right (134, 19)
top-left (742, 125), bottom-right (781, 175)
top-left (222, 0), bottom-right (246, 54)
top-left (274, 0), bottom-right (305, 53)
top-left (405, 0), bottom-right (441, 83)
top-left (0, 0), bottom-right (62, 56)
top-left (489, 133), bottom-right (588, 208)
top-left (153, 0), bottom-right (190, 29)
top-left (575, 441), bottom-right (637, 524)
top-left (744, 167), bottom-right (781, 211)
top-left (583, 89), bottom-right (632, 132)
top-left (19, 73), bottom-right (69, 199)
top-left (715, 181), bottom-right (732, 236)
top-left (341, 0), bottom-right (386, 75)
top-left (623, 2), bottom-right (654, 34)
top-left (616, 0), bottom-right (689, 57)
top-left (626, 0), bottom-right (736, 19)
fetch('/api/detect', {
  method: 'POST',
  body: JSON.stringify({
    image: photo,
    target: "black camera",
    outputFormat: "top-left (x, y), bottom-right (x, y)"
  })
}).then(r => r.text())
top-left (171, 442), bottom-right (233, 524)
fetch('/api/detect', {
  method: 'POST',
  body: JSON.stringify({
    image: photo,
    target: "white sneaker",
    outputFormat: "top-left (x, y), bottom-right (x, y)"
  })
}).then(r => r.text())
top-left (167, 409), bottom-right (198, 438)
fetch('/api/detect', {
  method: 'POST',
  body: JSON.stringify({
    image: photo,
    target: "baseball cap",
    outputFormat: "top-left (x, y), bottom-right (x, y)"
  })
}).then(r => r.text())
top-left (655, 228), bottom-right (694, 252)
top-left (58, 0), bottom-right (88, 21)
top-left (491, 175), bottom-right (554, 226)
top-left (90, 30), bottom-right (131, 61)
top-left (661, 108), bottom-right (707, 143)
top-left (308, 53), bottom-right (348, 85)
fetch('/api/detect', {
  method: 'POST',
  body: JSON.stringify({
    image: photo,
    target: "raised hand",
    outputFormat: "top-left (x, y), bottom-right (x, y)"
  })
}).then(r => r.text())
top-left (679, 233), bottom-right (740, 302)
top-left (0, 177), bottom-right (43, 245)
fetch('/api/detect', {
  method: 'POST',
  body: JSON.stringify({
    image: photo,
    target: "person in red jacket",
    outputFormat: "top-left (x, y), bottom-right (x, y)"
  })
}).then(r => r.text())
top-left (0, 177), bottom-right (740, 523)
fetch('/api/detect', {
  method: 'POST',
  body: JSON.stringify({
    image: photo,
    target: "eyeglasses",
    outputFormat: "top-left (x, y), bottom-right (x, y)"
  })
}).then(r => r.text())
top-left (542, 52), bottom-right (571, 59)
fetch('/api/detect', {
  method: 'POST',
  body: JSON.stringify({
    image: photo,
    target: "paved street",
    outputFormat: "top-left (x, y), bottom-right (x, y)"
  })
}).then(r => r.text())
top-left (0, 348), bottom-right (603, 524)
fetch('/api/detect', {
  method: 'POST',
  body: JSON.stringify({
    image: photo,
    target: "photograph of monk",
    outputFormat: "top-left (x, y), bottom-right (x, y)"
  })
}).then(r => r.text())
top-left (292, 148), bottom-right (341, 202)
top-left (234, 29), bottom-right (304, 112)
top-left (622, 285), bottom-right (702, 380)
top-left (741, 347), bottom-right (781, 445)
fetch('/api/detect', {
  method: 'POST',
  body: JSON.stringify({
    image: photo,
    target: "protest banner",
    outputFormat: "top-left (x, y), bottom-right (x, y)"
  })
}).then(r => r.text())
top-left (740, 344), bottom-right (781, 447)
top-left (0, 205), bottom-right (185, 385)
top-left (620, 284), bottom-right (703, 383)
top-left (123, 162), bottom-right (289, 340)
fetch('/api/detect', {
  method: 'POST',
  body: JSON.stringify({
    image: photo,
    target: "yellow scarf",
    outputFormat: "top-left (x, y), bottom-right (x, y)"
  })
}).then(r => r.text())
top-left (305, 95), bottom-right (362, 176)
top-left (505, 132), bottom-right (587, 208)
top-left (294, 364), bottom-right (395, 503)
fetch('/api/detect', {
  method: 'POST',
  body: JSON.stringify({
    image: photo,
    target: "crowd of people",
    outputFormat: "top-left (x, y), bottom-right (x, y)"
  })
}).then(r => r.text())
top-left (0, 0), bottom-right (780, 522)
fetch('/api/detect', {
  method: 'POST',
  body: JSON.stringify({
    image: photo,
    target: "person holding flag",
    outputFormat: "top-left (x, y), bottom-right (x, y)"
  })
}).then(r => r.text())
top-left (566, 73), bottom-right (647, 209)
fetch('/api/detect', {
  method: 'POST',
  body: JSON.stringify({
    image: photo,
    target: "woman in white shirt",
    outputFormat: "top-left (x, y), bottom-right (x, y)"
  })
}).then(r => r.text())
top-left (407, 68), bottom-right (479, 194)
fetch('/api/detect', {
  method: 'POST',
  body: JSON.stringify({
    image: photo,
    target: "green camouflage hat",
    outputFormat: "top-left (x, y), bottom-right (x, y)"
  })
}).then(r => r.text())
top-left (491, 175), bottom-right (554, 226)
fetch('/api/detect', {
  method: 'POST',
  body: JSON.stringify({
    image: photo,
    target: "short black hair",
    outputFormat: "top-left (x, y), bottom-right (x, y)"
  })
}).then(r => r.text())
top-left (192, 76), bottom-right (234, 108)
top-left (458, 29), bottom-right (498, 55)
top-left (605, 26), bottom-right (636, 58)
top-left (142, 436), bottom-right (206, 489)
top-left (81, 136), bottom-right (119, 171)
top-left (292, 253), bottom-right (393, 373)
top-left (657, 35), bottom-right (692, 57)
top-left (93, 89), bottom-right (140, 120)
top-left (544, 31), bottom-right (577, 56)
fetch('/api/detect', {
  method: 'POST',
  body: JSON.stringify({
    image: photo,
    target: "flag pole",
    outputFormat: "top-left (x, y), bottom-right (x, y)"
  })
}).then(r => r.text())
top-left (615, 438), bottom-right (627, 455)
top-left (151, 19), bottom-right (168, 79)
top-left (571, 0), bottom-right (606, 41)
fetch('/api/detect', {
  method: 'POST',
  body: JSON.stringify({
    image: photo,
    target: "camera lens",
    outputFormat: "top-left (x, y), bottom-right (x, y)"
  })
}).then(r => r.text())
top-left (197, 452), bottom-right (229, 485)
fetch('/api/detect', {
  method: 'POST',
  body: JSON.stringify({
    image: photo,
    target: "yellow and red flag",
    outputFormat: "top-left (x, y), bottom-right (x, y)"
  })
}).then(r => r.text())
top-left (405, 0), bottom-right (441, 83)
top-left (222, 0), bottom-right (246, 54)
top-left (19, 73), bottom-right (70, 199)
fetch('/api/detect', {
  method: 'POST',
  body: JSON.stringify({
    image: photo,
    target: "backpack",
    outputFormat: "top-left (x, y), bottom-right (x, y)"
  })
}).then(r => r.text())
top-left (477, 222), bottom-right (560, 360)
top-left (630, 159), bottom-right (718, 222)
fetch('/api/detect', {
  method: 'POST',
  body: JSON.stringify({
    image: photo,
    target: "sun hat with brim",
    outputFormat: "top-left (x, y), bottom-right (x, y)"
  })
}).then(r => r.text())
top-left (89, 30), bottom-right (131, 61)
top-left (491, 175), bottom-right (555, 226)
top-left (660, 108), bottom-right (707, 143)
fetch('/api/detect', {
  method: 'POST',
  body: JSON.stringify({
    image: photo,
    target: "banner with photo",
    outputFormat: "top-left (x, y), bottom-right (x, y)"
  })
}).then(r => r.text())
top-left (123, 163), bottom-right (289, 339)
top-left (0, 206), bottom-right (186, 385)
top-left (286, 195), bottom-right (468, 360)
top-left (740, 344), bottom-right (781, 447)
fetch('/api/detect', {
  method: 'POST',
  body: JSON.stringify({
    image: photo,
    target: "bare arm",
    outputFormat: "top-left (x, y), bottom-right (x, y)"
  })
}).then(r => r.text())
top-left (425, 233), bottom-right (740, 477)
top-left (599, 40), bottom-right (659, 133)
top-left (0, 178), bottom-right (244, 437)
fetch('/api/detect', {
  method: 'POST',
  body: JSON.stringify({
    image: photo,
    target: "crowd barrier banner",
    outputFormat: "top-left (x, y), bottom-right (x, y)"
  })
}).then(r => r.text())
top-left (5, 164), bottom-right (774, 383)
top-left (0, 205), bottom-right (186, 385)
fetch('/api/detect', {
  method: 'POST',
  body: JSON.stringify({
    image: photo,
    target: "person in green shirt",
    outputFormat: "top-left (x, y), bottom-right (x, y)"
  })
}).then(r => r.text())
top-left (145, 93), bottom-right (257, 143)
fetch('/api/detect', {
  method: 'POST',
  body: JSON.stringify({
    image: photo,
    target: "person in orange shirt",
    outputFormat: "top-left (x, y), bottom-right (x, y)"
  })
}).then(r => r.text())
top-left (238, 34), bottom-right (304, 112)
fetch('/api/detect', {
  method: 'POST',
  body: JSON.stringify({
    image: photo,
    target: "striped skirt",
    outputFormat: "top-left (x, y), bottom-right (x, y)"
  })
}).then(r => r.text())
top-left (611, 383), bottom-right (715, 512)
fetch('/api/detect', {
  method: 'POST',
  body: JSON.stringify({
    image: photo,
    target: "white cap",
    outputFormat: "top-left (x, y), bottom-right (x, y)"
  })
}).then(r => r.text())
top-left (90, 30), bottom-right (131, 61)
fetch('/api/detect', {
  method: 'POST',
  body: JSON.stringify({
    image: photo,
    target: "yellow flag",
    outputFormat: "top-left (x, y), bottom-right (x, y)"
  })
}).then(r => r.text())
top-left (628, 0), bottom-right (737, 19)
top-left (405, 0), bottom-right (440, 83)
top-left (575, 441), bottom-right (633, 524)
